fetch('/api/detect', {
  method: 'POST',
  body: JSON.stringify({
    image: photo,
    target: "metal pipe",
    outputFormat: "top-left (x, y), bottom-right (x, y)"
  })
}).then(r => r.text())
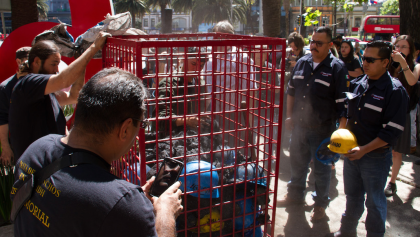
top-left (1, 12), bottom-right (5, 36)
top-left (259, 0), bottom-right (263, 33)
top-left (299, 0), bottom-right (302, 34)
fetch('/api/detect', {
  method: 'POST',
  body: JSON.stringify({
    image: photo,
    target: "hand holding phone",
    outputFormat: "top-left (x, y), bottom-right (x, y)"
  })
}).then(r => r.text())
top-left (152, 181), bottom-right (183, 218)
top-left (391, 51), bottom-right (406, 68)
top-left (149, 158), bottom-right (184, 197)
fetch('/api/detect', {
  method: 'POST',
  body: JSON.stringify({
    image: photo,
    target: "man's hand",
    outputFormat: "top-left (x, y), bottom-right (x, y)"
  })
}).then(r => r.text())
top-left (344, 146), bottom-right (366, 161)
top-left (285, 117), bottom-right (294, 131)
top-left (0, 145), bottom-right (13, 166)
top-left (152, 181), bottom-right (183, 218)
top-left (185, 116), bottom-right (211, 128)
top-left (142, 176), bottom-right (155, 202)
top-left (91, 32), bottom-right (112, 51)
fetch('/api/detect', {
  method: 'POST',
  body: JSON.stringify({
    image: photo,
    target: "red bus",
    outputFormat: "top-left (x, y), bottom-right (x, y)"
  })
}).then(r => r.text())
top-left (359, 15), bottom-right (400, 41)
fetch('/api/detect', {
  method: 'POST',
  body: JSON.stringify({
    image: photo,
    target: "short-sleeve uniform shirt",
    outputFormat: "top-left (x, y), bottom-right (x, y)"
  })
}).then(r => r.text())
top-left (9, 74), bottom-right (66, 159)
top-left (11, 134), bottom-right (157, 237)
top-left (0, 74), bottom-right (18, 125)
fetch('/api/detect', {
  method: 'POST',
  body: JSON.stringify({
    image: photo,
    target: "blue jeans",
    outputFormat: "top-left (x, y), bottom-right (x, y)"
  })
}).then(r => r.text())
top-left (287, 125), bottom-right (333, 208)
top-left (341, 148), bottom-right (392, 237)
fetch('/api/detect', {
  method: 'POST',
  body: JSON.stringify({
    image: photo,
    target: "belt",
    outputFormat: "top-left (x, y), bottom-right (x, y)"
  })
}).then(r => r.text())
top-left (370, 146), bottom-right (390, 153)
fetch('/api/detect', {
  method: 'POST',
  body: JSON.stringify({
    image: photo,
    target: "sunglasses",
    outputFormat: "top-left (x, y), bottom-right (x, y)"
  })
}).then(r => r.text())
top-left (362, 56), bottom-right (385, 64)
top-left (309, 40), bottom-right (331, 47)
top-left (132, 118), bottom-right (151, 129)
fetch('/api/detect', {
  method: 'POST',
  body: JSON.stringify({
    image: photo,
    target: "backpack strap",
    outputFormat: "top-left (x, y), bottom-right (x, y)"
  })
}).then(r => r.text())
top-left (10, 151), bottom-right (109, 222)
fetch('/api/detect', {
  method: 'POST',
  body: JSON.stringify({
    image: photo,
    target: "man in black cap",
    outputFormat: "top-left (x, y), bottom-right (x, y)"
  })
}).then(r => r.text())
top-left (0, 46), bottom-right (31, 165)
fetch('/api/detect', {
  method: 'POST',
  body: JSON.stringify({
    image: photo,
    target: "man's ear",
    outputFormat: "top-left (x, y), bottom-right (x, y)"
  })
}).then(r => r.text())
top-left (16, 58), bottom-right (21, 67)
top-left (382, 58), bottom-right (390, 69)
top-left (32, 56), bottom-right (42, 72)
top-left (117, 118), bottom-right (133, 141)
top-left (34, 57), bottom-right (41, 66)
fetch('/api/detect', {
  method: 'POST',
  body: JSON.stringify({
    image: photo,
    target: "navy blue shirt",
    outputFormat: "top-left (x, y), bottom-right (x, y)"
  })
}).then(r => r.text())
top-left (9, 74), bottom-right (66, 159)
top-left (11, 134), bottom-right (157, 237)
top-left (0, 74), bottom-right (18, 125)
top-left (339, 55), bottom-right (362, 80)
top-left (346, 72), bottom-right (409, 146)
top-left (287, 52), bottom-right (349, 127)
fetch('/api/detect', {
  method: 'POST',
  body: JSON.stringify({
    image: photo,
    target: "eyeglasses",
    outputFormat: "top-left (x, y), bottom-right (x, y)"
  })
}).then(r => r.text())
top-left (395, 45), bottom-right (409, 50)
top-left (362, 56), bottom-right (385, 64)
top-left (132, 118), bottom-right (151, 129)
top-left (309, 40), bottom-right (331, 47)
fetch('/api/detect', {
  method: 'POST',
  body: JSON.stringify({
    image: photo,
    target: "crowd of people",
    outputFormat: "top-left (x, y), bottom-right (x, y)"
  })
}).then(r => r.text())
top-left (0, 20), bottom-right (419, 237)
top-left (278, 28), bottom-right (420, 237)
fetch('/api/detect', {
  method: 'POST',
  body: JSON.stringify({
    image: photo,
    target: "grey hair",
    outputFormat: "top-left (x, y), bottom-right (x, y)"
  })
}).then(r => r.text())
top-left (213, 20), bottom-right (234, 34)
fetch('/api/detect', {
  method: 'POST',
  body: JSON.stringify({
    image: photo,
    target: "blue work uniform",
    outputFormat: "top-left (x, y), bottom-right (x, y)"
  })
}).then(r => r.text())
top-left (346, 72), bottom-right (408, 146)
top-left (285, 52), bottom-right (349, 208)
top-left (287, 52), bottom-right (349, 128)
top-left (340, 72), bottom-right (408, 236)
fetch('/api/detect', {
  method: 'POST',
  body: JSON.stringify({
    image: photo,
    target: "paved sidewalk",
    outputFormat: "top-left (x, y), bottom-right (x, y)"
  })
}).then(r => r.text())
top-left (273, 128), bottom-right (420, 237)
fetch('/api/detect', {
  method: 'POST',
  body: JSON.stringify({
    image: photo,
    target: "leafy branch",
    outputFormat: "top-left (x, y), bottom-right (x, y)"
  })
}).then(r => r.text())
top-left (303, 7), bottom-right (322, 26)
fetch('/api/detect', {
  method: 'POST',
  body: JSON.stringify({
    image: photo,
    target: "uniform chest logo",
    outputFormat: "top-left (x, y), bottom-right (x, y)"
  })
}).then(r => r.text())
top-left (372, 94), bottom-right (384, 100)
top-left (321, 72), bottom-right (332, 77)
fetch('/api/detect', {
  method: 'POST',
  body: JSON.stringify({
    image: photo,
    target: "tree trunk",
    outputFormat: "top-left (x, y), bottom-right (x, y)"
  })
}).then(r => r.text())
top-left (191, 11), bottom-right (198, 33)
top-left (131, 11), bottom-right (136, 28)
top-left (11, 0), bottom-right (38, 31)
top-left (400, 0), bottom-right (420, 41)
top-left (248, 8), bottom-right (255, 34)
top-left (333, 0), bottom-right (337, 37)
top-left (284, 0), bottom-right (290, 36)
top-left (262, 0), bottom-right (281, 37)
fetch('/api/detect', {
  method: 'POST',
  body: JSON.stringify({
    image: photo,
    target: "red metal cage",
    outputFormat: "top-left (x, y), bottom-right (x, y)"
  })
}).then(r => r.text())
top-left (102, 33), bottom-right (286, 237)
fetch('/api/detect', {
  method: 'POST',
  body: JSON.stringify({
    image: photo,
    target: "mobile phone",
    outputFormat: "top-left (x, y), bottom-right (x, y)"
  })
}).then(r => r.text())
top-left (149, 158), bottom-right (184, 197)
top-left (391, 52), bottom-right (406, 68)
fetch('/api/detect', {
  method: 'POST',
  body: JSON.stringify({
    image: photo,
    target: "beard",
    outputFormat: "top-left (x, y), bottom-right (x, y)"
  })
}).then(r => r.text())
top-left (38, 61), bottom-right (51, 74)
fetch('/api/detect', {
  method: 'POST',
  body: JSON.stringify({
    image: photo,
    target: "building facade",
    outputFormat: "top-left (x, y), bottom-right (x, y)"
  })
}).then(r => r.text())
top-left (142, 9), bottom-right (192, 34)
top-left (44, 0), bottom-right (72, 25)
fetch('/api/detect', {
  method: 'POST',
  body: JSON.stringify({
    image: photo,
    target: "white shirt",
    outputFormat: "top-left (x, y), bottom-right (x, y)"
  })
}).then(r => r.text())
top-left (202, 47), bottom-right (255, 112)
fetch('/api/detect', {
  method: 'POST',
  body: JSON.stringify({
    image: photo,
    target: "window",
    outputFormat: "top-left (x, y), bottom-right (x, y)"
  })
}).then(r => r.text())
top-left (322, 16), bottom-right (329, 26)
top-left (338, 18), bottom-right (344, 28)
top-left (355, 17), bottom-right (361, 27)
top-left (151, 18), bottom-right (155, 28)
top-left (392, 18), bottom-right (400, 25)
top-left (366, 17), bottom-right (377, 25)
top-left (144, 18), bottom-right (148, 27)
top-left (172, 21), bottom-right (179, 29)
top-left (378, 18), bottom-right (391, 25)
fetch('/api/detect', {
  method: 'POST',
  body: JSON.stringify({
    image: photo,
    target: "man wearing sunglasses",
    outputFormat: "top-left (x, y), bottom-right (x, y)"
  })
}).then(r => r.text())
top-left (11, 68), bottom-right (183, 237)
top-left (278, 27), bottom-right (349, 222)
top-left (328, 41), bottom-right (409, 237)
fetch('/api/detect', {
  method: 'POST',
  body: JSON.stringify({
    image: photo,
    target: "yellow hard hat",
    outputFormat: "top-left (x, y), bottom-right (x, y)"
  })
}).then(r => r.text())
top-left (192, 210), bottom-right (224, 233)
top-left (328, 129), bottom-right (358, 154)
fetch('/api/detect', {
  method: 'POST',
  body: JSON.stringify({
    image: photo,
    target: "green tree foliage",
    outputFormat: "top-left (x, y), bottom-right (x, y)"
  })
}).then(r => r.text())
top-left (303, 7), bottom-right (322, 26)
top-left (380, 0), bottom-right (399, 15)
top-left (37, 0), bottom-right (49, 20)
top-left (114, 0), bottom-right (148, 29)
top-left (193, 0), bottom-right (247, 25)
top-left (172, 0), bottom-right (194, 13)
